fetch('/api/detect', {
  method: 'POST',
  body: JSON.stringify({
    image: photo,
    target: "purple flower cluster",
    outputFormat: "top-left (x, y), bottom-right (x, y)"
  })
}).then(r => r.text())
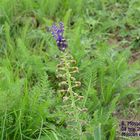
top-left (51, 22), bottom-right (68, 51)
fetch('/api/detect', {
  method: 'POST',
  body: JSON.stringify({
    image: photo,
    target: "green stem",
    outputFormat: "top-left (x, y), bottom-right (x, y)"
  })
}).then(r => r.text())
top-left (63, 51), bottom-right (82, 138)
top-left (1, 110), bottom-right (7, 140)
top-left (63, 52), bottom-right (75, 106)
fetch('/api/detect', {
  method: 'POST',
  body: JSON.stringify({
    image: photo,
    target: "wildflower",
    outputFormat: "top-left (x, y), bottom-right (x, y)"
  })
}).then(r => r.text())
top-left (51, 22), bottom-right (68, 51)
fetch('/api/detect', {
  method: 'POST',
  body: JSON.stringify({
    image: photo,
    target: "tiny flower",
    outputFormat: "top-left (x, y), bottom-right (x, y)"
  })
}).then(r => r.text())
top-left (51, 22), bottom-right (68, 51)
top-left (63, 96), bottom-right (69, 102)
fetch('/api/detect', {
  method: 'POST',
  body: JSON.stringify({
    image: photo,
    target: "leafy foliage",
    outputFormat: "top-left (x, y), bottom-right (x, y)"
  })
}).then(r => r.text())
top-left (0, 0), bottom-right (140, 140)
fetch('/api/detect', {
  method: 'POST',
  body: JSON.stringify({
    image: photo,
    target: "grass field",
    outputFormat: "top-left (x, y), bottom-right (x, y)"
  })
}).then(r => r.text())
top-left (0, 0), bottom-right (140, 140)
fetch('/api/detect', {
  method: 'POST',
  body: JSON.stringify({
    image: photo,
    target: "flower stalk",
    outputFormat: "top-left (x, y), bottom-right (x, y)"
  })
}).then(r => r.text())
top-left (56, 51), bottom-right (83, 138)
top-left (50, 22), bottom-right (87, 139)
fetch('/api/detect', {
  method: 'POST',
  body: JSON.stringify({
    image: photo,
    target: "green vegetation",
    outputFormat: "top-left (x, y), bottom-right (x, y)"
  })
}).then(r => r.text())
top-left (0, 0), bottom-right (140, 139)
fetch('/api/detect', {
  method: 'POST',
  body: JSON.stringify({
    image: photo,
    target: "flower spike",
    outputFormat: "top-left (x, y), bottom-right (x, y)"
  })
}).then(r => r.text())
top-left (51, 22), bottom-right (68, 51)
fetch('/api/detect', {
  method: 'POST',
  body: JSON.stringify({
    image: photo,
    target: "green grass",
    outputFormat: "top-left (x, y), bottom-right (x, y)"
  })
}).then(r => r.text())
top-left (0, 0), bottom-right (140, 140)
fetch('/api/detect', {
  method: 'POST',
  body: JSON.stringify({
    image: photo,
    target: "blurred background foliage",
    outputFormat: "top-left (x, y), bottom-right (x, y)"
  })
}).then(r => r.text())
top-left (0, 0), bottom-right (140, 139)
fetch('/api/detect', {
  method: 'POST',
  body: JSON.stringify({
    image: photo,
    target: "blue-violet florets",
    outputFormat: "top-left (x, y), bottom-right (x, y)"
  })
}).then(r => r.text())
top-left (51, 22), bottom-right (68, 51)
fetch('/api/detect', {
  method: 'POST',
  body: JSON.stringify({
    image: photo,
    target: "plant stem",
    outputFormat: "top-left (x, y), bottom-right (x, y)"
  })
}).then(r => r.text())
top-left (63, 51), bottom-right (82, 138)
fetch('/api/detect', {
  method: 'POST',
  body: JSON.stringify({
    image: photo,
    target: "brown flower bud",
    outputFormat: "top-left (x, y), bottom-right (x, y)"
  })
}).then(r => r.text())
top-left (63, 96), bottom-right (69, 102)
top-left (59, 81), bottom-right (68, 86)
